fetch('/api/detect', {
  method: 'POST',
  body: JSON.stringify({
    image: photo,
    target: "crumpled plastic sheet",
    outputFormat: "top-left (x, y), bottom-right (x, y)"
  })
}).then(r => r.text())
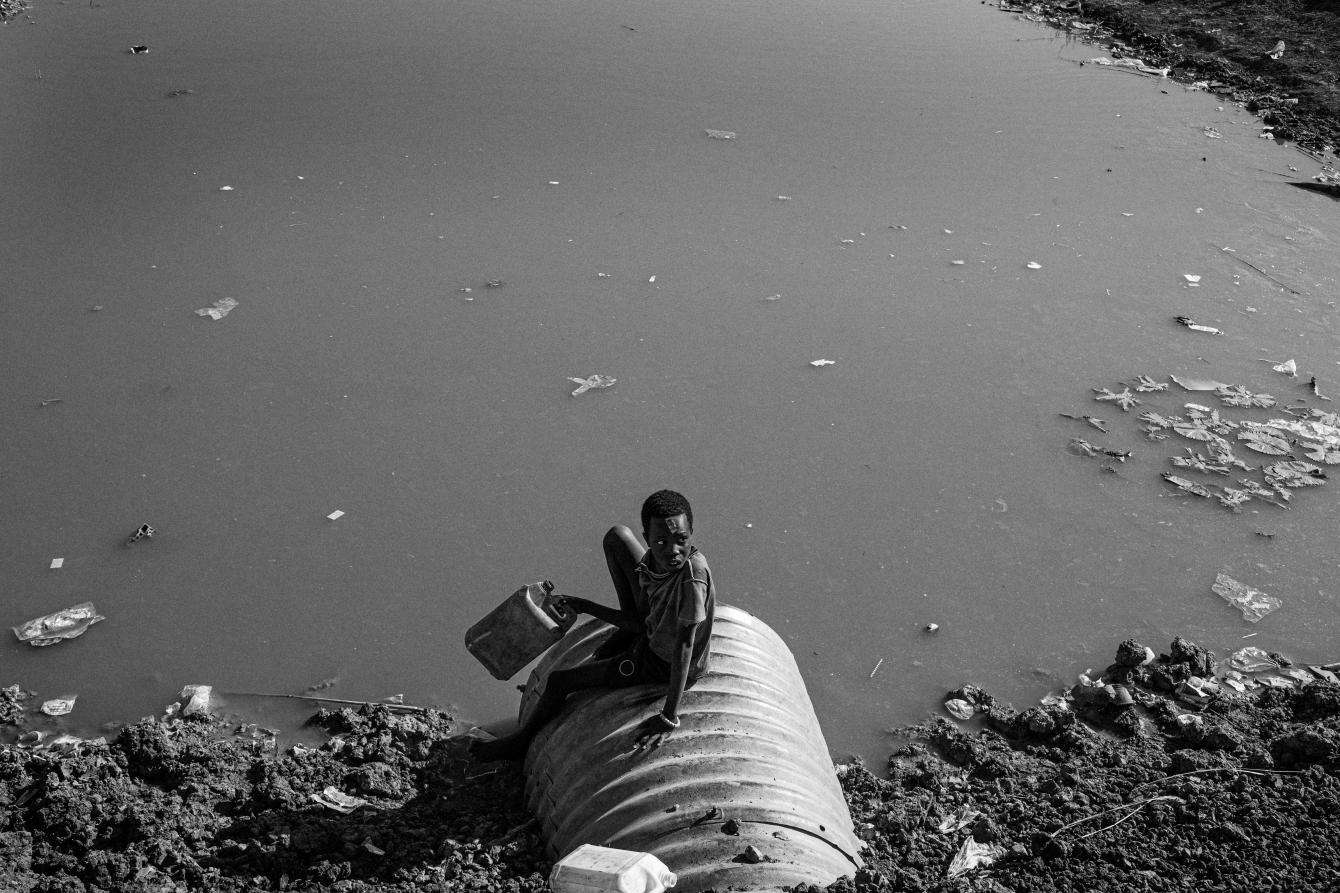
top-left (568, 374), bottom-right (616, 397)
top-left (13, 602), bottom-right (105, 646)
top-left (1212, 573), bottom-right (1282, 622)
top-left (947, 838), bottom-right (1005, 878)
top-left (196, 297), bottom-right (239, 320)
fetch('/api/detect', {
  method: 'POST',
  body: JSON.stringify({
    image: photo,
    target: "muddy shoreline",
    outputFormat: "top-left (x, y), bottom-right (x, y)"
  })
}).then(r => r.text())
top-left (4, 635), bottom-right (1340, 892)
top-left (994, 0), bottom-right (1340, 156)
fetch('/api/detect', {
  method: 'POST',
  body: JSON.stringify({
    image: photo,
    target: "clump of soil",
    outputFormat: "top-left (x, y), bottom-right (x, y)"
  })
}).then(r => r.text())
top-left (831, 638), bottom-right (1340, 892)
top-left (1, 700), bottom-right (545, 892)
top-left (995, 0), bottom-right (1340, 154)
top-left (4, 637), bottom-right (1339, 892)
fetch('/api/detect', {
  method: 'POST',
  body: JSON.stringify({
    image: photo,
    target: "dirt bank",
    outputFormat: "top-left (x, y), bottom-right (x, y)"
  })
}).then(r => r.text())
top-left (4, 636), bottom-right (1339, 892)
top-left (994, 0), bottom-right (1340, 155)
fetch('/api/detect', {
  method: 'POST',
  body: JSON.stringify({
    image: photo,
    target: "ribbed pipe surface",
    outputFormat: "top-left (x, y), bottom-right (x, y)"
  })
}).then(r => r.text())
top-left (520, 605), bottom-right (862, 893)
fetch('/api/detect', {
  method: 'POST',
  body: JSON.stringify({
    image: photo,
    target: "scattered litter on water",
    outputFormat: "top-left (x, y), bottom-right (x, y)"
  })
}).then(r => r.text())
top-left (1236, 427), bottom-right (1290, 455)
top-left (1170, 375), bottom-right (1228, 392)
top-left (128, 45), bottom-right (149, 54)
top-left (704, 129), bottom-right (736, 140)
top-left (925, 622), bottom-right (940, 633)
top-left (310, 786), bottom-right (368, 814)
top-left (1262, 460), bottom-right (1326, 490)
top-left (868, 658), bottom-right (884, 679)
top-left (1174, 316), bottom-right (1222, 335)
top-left (776, 195), bottom-right (792, 201)
top-left (49, 558), bottom-right (63, 570)
top-left (1309, 377), bottom-right (1332, 401)
top-left (1212, 573), bottom-right (1282, 622)
top-left (1069, 438), bottom-right (1130, 461)
top-left (1026, 261), bottom-right (1042, 270)
top-left (125, 523), bottom-right (155, 545)
top-left (1183, 274), bottom-right (1202, 285)
top-left (13, 602), bottom-right (106, 647)
top-left (1202, 127), bottom-right (1222, 139)
top-left (648, 275), bottom-right (656, 283)
top-left (763, 294), bottom-right (781, 302)
top-left (569, 374), bottom-right (616, 396)
top-left (1162, 473), bottom-right (1214, 498)
top-left (1131, 375), bottom-right (1168, 392)
top-left (1216, 385), bottom-right (1276, 408)
top-left (196, 297), bottom-right (239, 320)
top-left (217, 185), bottom-right (233, 191)
top-left (810, 359), bottom-right (835, 367)
top-left (485, 279), bottom-right (504, 288)
top-left (1262, 358), bottom-right (1297, 377)
top-left (1267, 40), bottom-right (1285, 60)
top-left (1058, 412), bottom-right (1109, 433)
top-left (1092, 387), bottom-right (1139, 411)
top-left (326, 509), bottom-right (345, 521)
top-left (41, 697), bottom-right (76, 716)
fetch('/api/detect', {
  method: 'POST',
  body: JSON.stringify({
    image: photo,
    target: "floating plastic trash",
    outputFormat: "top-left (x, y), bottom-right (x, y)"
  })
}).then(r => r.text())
top-left (1183, 274), bottom-right (1202, 285)
top-left (1025, 261), bottom-right (1042, 270)
top-left (13, 602), bottom-right (106, 647)
top-left (1267, 40), bottom-right (1285, 60)
top-left (41, 697), bottom-right (76, 716)
top-left (326, 509), bottom-right (345, 521)
top-left (810, 359), bottom-right (836, 367)
top-left (943, 698), bottom-right (974, 721)
top-left (129, 45), bottom-right (149, 54)
top-left (1170, 375), bottom-right (1229, 392)
top-left (704, 129), bottom-right (736, 140)
top-left (310, 786), bottom-right (368, 814)
top-left (196, 297), bottom-right (239, 320)
top-left (1212, 573), bottom-right (1282, 623)
top-left (1262, 358), bottom-right (1298, 377)
top-left (569, 374), bottom-right (616, 397)
top-left (49, 558), bottom-right (63, 570)
top-left (126, 523), bottom-right (155, 545)
top-left (1092, 386), bottom-right (1139, 411)
top-left (1174, 316), bottom-right (1222, 335)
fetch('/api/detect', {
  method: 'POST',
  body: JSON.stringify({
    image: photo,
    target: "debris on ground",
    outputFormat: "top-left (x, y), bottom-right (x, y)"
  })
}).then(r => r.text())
top-left (126, 523), bottom-right (156, 545)
top-left (1173, 316), bottom-right (1222, 335)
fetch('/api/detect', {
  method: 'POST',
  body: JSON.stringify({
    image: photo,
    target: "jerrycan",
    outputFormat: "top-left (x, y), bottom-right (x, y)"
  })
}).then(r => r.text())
top-left (465, 581), bottom-right (576, 680)
top-left (550, 844), bottom-right (676, 893)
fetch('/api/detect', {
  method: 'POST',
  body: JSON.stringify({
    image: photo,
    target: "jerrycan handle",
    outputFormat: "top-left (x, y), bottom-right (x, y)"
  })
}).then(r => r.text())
top-left (539, 585), bottom-right (576, 628)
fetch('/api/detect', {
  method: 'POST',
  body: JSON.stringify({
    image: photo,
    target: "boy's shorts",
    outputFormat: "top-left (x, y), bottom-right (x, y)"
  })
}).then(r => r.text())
top-left (601, 638), bottom-right (702, 689)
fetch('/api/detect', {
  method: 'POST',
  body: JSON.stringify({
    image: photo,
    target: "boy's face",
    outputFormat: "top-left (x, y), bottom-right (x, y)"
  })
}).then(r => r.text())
top-left (644, 513), bottom-right (692, 571)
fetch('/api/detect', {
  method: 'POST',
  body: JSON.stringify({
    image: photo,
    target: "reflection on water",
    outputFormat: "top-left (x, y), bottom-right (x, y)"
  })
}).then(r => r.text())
top-left (2, 0), bottom-right (1337, 762)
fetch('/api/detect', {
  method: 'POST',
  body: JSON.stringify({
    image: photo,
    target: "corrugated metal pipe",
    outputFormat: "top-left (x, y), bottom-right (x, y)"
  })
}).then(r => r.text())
top-left (519, 604), bottom-right (863, 892)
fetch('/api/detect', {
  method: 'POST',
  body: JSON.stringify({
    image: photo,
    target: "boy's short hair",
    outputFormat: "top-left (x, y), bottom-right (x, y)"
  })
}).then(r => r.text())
top-left (641, 489), bottom-right (693, 533)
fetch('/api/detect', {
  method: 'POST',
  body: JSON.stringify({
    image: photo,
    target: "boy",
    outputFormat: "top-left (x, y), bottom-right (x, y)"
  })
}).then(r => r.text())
top-left (472, 489), bottom-right (715, 760)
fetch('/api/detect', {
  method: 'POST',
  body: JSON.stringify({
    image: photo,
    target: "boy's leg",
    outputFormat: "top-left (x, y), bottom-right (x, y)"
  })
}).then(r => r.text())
top-left (603, 525), bottom-right (646, 618)
top-left (471, 662), bottom-right (610, 761)
top-left (597, 526), bottom-right (646, 658)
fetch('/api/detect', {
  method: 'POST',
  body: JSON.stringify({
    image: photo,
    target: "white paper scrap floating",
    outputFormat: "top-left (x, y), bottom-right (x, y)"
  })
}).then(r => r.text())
top-left (810, 359), bottom-right (836, 367)
top-left (50, 558), bottom-right (64, 570)
top-left (1183, 273), bottom-right (1202, 285)
top-left (326, 509), bottom-right (345, 521)
top-left (196, 297), bottom-right (239, 320)
top-left (1026, 261), bottom-right (1042, 270)
top-left (218, 185), bottom-right (234, 191)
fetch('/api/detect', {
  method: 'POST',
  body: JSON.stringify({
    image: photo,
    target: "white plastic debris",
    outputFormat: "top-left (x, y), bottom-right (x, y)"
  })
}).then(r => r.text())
top-left (1263, 358), bottom-right (1298, 377)
top-left (943, 698), bottom-right (974, 721)
top-left (13, 602), bottom-right (105, 646)
top-left (1226, 646), bottom-right (1279, 674)
top-left (310, 786), bottom-right (368, 814)
top-left (925, 622), bottom-right (940, 632)
top-left (809, 359), bottom-right (836, 367)
top-left (49, 558), bottom-right (64, 570)
top-left (704, 129), bottom-right (736, 140)
top-left (1267, 40), bottom-right (1285, 60)
top-left (326, 509), bottom-right (345, 521)
top-left (937, 806), bottom-right (981, 834)
top-left (947, 838), bottom-right (1004, 878)
top-left (569, 374), bottom-right (617, 397)
top-left (41, 697), bottom-right (77, 716)
top-left (1025, 261), bottom-right (1042, 270)
top-left (1212, 573), bottom-right (1282, 623)
top-left (218, 185), bottom-right (233, 191)
top-left (179, 684), bottom-right (213, 717)
top-left (1183, 274), bottom-right (1202, 285)
top-left (196, 297), bottom-right (239, 320)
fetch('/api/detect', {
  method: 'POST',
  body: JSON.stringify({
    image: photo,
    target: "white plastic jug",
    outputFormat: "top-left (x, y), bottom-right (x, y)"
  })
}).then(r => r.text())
top-left (549, 844), bottom-right (677, 893)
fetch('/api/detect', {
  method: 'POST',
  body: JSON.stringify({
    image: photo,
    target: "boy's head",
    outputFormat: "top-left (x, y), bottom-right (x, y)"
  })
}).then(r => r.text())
top-left (641, 489), bottom-right (693, 535)
top-left (641, 490), bottom-right (694, 571)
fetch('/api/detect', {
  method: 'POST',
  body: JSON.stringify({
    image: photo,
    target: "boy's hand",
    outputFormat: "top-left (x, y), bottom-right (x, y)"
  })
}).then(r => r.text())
top-left (633, 713), bottom-right (677, 752)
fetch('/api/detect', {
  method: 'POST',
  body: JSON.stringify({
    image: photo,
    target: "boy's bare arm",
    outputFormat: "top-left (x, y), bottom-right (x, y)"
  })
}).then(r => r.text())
top-left (559, 596), bottom-right (641, 632)
top-left (635, 623), bottom-right (697, 750)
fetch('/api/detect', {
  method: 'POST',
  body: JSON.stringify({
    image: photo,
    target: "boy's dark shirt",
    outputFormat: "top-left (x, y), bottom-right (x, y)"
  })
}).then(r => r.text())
top-left (634, 546), bottom-right (714, 678)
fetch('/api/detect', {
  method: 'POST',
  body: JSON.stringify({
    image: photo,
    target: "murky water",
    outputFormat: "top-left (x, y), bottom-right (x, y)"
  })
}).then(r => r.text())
top-left (3, 0), bottom-right (1338, 762)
